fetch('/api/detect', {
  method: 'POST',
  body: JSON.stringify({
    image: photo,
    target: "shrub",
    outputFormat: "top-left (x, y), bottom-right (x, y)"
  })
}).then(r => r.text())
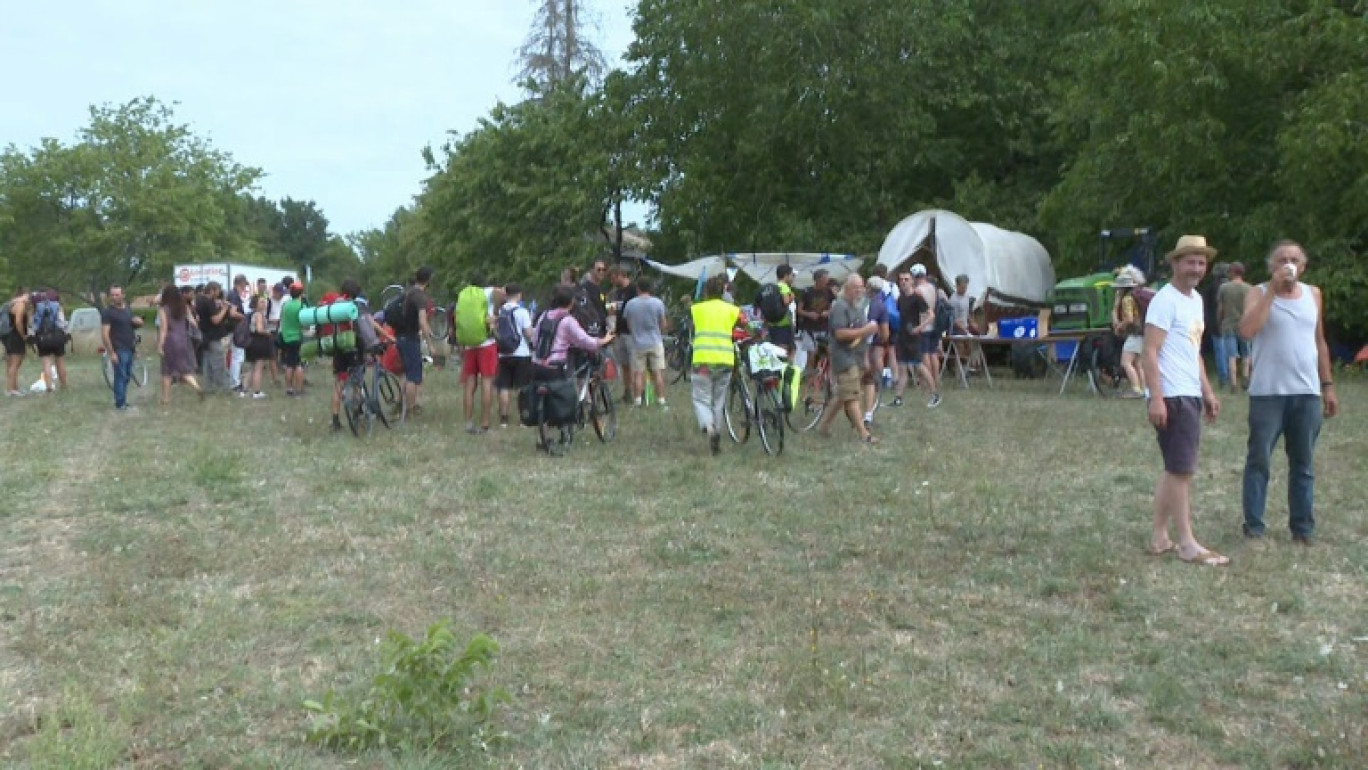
top-left (303, 621), bottom-right (509, 753)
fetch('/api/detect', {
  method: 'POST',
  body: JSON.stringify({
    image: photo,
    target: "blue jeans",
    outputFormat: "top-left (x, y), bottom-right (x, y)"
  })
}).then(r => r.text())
top-left (1242, 395), bottom-right (1323, 537)
top-left (112, 347), bottom-right (135, 408)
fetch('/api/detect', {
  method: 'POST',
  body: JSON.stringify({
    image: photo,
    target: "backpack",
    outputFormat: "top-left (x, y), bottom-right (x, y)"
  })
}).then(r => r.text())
top-left (494, 305), bottom-right (522, 355)
top-left (533, 312), bottom-right (565, 364)
top-left (1133, 286), bottom-right (1157, 325)
top-left (231, 313), bottom-right (253, 348)
top-left (756, 283), bottom-right (786, 324)
top-left (354, 311), bottom-right (380, 352)
top-left (33, 300), bottom-right (57, 334)
top-left (933, 294), bottom-right (953, 338)
top-left (883, 290), bottom-right (901, 336)
top-left (0, 301), bottom-right (12, 337)
top-left (572, 283), bottom-right (604, 338)
top-left (383, 292), bottom-right (409, 335)
top-left (455, 285), bottom-right (490, 347)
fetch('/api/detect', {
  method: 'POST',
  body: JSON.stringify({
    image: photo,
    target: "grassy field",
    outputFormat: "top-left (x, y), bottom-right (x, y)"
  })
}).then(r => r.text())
top-left (1, 356), bottom-right (1365, 768)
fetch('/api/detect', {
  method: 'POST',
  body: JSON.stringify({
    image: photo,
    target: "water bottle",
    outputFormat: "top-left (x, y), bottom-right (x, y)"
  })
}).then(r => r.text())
top-left (881, 367), bottom-right (893, 390)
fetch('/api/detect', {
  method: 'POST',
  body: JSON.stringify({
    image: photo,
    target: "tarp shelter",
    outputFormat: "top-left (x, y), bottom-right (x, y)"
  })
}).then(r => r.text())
top-left (876, 210), bottom-right (1055, 308)
top-left (638, 253), bottom-right (864, 291)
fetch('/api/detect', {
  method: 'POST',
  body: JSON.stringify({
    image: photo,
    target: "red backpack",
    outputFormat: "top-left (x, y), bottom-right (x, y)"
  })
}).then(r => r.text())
top-left (1133, 286), bottom-right (1156, 323)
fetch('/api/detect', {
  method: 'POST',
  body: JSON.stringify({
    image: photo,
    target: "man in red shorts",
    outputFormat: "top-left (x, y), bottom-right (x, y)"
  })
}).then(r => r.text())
top-left (460, 284), bottom-right (499, 434)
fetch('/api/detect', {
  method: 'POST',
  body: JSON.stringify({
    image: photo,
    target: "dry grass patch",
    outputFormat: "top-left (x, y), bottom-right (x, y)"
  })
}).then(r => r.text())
top-left (0, 359), bottom-right (1364, 767)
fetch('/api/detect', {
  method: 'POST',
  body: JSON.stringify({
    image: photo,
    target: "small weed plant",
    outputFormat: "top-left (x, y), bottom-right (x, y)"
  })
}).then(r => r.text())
top-left (303, 620), bottom-right (509, 753)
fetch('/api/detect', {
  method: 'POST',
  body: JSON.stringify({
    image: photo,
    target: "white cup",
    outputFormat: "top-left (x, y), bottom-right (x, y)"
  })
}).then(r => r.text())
top-left (1284, 264), bottom-right (1298, 280)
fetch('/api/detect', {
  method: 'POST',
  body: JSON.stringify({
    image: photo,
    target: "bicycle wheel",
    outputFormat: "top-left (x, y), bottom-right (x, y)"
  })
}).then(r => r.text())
top-left (366, 372), bottom-right (391, 431)
top-left (723, 374), bottom-right (752, 443)
top-left (667, 339), bottom-right (691, 384)
top-left (341, 380), bottom-right (362, 437)
top-left (791, 365), bottom-right (831, 432)
top-left (132, 359), bottom-right (148, 388)
top-left (590, 379), bottom-right (617, 442)
top-left (379, 284), bottom-right (405, 311)
top-left (428, 307), bottom-right (450, 341)
top-left (101, 354), bottom-right (114, 390)
top-left (758, 384), bottom-right (785, 456)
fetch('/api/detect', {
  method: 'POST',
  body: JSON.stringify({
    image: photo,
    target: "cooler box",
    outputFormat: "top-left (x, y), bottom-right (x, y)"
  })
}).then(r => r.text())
top-left (1054, 340), bottom-right (1078, 362)
top-left (997, 316), bottom-right (1039, 339)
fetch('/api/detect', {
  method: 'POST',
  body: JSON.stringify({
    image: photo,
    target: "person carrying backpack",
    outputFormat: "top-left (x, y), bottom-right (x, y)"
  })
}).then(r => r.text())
top-left (392, 266), bottom-right (435, 416)
top-left (455, 280), bottom-right (499, 434)
top-left (31, 290), bottom-right (69, 392)
top-left (527, 283), bottom-right (616, 447)
top-left (1110, 266), bottom-right (1148, 399)
top-left (757, 265), bottom-right (796, 356)
top-left (494, 283), bottom-right (534, 428)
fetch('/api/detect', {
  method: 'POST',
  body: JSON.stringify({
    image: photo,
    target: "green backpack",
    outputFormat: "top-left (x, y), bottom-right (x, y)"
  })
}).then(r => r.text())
top-left (454, 285), bottom-right (490, 347)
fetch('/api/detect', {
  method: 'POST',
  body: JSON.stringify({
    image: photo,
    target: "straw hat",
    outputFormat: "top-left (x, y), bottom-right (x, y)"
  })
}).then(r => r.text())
top-left (1112, 265), bottom-right (1147, 289)
top-left (1166, 234), bottom-right (1218, 261)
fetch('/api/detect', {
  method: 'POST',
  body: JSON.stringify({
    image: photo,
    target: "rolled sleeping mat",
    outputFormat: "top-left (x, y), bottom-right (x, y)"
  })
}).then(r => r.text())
top-left (298, 301), bottom-right (359, 327)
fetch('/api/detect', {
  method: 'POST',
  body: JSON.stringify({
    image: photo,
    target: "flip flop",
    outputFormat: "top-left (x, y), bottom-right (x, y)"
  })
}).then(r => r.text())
top-left (1146, 542), bottom-right (1177, 556)
top-left (1179, 549), bottom-right (1230, 567)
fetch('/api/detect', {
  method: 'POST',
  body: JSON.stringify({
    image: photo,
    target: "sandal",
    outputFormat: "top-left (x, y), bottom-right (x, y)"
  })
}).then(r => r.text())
top-left (1178, 549), bottom-right (1230, 567)
top-left (1146, 542), bottom-right (1177, 556)
top-left (861, 434), bottom-right (880, 445)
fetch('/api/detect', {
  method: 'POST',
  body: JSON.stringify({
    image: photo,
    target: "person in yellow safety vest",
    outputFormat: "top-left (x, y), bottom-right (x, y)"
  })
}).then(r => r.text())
top-left (690, 275), bottom-right (744, 455)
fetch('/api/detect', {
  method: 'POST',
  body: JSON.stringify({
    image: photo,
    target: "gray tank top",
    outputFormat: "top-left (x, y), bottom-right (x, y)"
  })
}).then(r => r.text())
top-left (1248, 283), bottom-right (1319, 397)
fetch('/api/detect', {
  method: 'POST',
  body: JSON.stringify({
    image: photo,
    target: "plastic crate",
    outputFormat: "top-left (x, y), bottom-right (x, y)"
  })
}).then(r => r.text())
top-left (997, 316), bottom-right (1039, 339)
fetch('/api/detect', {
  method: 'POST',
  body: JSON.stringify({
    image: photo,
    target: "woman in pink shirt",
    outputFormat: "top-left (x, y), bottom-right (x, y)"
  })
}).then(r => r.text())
top-left (531, 283), bottom-right (615, 374)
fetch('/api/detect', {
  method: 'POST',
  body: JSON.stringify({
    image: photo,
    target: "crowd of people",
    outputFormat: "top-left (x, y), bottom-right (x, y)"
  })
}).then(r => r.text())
top-left (2, 235), bottom-right (1341, 555)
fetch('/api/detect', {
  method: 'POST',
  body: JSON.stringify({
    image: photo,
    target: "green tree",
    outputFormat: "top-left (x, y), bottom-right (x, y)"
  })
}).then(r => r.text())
top-left (0, 96), bottom-right (260, 303)
top-left (418, 80), bottom-right (614, 291)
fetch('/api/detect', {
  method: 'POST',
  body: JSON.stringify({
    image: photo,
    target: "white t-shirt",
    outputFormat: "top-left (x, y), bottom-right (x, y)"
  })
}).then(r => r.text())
top-left (500, 301), bottom-right (533, 358)
top-left (1146, 284), bottom-right (1205, 398)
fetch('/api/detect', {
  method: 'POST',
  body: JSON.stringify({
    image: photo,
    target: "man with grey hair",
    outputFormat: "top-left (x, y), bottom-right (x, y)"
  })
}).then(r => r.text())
top-left (1237, 240), bottom-right (1339, 545)
top-left (816, 274), bottom-right (879, 444)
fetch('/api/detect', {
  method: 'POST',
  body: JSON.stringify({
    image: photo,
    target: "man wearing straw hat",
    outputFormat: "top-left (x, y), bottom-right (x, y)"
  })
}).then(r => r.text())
top-left (1141, 235), bottom-right (1227, 566)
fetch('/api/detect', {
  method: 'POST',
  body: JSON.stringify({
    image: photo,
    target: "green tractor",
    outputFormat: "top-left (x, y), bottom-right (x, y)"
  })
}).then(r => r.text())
top-left (1050, 227), bottom-right (1162, 333)
top-left (1048, 228), bottom-right (1164, 393)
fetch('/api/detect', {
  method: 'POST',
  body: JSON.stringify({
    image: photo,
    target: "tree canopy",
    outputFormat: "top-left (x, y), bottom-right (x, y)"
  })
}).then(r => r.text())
top-left (0, 97), bottom-right (356, 303)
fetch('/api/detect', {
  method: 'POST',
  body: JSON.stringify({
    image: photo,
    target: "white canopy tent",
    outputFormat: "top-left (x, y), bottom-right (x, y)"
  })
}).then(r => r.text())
top-left (876, 210), bottom-right (1055, 307)
top-left (638, 252), bottom-right (864, 291)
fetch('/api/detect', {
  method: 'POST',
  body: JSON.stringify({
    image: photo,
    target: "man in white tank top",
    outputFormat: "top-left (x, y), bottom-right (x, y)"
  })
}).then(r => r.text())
top-left (1236, 241), bottom-right (1339, 544)
top-left (1141, 235), bottom-right (1227, 566)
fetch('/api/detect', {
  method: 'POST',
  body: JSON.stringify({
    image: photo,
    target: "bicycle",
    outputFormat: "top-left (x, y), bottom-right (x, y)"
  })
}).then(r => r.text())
top-left (101, 333), bottom-right (148, 391)
top-left (664, 312), bottom-right (693, 384)
top-left (340, 352), bottom-right (393, 438)
top-left (788, 336), bottom-right (833, 432)
top-left (537, 354), bottom-right (618, 456)
top-left (722, 340), bottom-right (785, 455)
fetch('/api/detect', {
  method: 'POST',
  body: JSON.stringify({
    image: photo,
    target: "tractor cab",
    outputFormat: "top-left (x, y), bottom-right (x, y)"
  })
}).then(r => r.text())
top-left (1050, 227), bottom-right (1162, 333)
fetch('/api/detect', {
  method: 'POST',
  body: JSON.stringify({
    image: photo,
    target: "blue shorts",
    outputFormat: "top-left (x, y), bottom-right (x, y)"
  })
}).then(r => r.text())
top-left (396, 336), bottom-right (423, 384)
top-left (921, 333), bottom-right (941, 355)
top-left (1218, 333), bottom-right (1251, 358)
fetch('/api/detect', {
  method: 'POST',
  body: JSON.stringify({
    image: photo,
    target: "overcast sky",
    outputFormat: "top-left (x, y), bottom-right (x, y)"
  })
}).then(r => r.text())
top-left (0, 0), bottom-right (639, 237)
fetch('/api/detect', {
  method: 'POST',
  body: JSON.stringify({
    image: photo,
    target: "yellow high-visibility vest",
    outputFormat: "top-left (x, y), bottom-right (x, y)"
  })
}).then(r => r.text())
top-left (690, 299), bottom-right (740, 367)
